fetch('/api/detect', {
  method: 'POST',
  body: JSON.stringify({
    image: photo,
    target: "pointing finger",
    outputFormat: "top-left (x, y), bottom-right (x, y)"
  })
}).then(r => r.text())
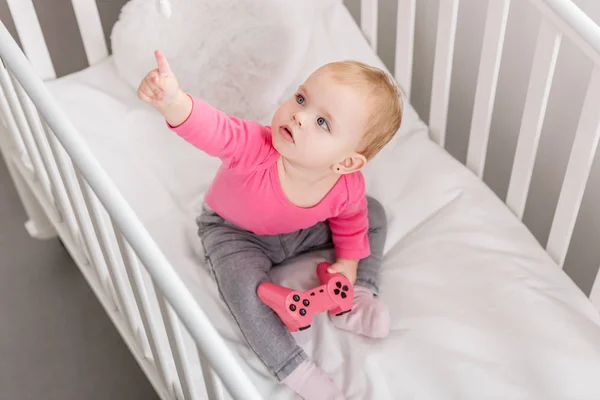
top-left (154, 50), bottom-right (172, 77)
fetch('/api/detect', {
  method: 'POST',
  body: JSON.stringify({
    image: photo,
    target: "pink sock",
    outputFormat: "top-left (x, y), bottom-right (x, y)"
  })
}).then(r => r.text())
top-left (330, 286), bottom-right (390, 338)
top-left (282, 360), bottom-right (345, 400)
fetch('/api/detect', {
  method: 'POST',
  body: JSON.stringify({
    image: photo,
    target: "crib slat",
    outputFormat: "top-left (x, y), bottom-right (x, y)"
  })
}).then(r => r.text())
top-left (0, 62), bottom-right (26, 155)
top-left (546, 66), bottom-right (600, 267)
top-left (506, 20), bottom-right (562, 219)
top-left (12, 77), bottom-right (72, 223)
top-left (60, 168), bottom-right (108, 277)
top-left (73, 171), bottom-right (120, 299)
top-left (42, 125), bottom-right (102, 268)
top-left (38, 122), bottom-right (80, 241)
top-left (0, 23), bottom-right (263, 400)
top-left (394, 0), bottom-right (416, 98)
top-left (0, 66), bottom-right (49, 189)
top-left (528, 0), bottom-right (600, 67)
top-left (197, 348), bottom-right (225, 400)
top-left (5, 0), bottom-right (56, 79)
top-left (466, 0), bottom-right (511, 178)
top-left (75, 175), bottom-right (142, 323)
top-left (112, 228), bottom-right (172, 390)
top-left (589, 267), bottom-right (600, 311)
top-left (429, 0), bottom-right (460, 147)
top-left (70, 0), bottom-right (109, 65)
top-left (76, 176), bottom-right (126, 312)
top-left (155, 289), bottom-right (199, 400)
top-left (361, 0), bottom-right (378, 51)
top-left (8, 74), bottom-right (52, 198)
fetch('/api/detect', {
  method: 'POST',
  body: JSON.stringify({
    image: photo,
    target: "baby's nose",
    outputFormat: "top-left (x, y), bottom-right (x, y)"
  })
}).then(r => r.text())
top-left (292, 112), bottom-right (305, 127)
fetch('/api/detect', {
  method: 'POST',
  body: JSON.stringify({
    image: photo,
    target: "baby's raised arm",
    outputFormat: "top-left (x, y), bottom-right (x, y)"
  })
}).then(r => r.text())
top-left (137, 50), bottom-right (192, 127)
top-left (137, 50), bottom-right (272, 169)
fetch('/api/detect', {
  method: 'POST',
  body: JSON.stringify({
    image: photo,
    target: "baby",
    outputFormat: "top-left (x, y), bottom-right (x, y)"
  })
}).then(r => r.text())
top-left (138, 50), bottom-right (403, 399)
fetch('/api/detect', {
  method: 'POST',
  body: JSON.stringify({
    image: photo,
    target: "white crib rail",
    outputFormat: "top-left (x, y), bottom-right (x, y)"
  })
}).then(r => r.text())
top-left (0, 22), bottom-right (262, 400)
top-left (360, 0), bottom-right (378, 51)
top-left (465, 0), bottom-right (511, 178)
top-left (70, 0), bottom-right (109, 65)
top-left (506, 20), bottom-right (562, 219)
top-left (429, 0), bottom-right (460, 147)
top-left (394, 0), bottom-right (416, 98)
top-left (358, 0), bottom-right (600, 304)
top-left (546, 66), bottom-right (600, 268)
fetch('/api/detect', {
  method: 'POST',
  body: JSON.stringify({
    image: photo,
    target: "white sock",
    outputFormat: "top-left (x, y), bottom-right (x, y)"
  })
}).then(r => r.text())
top-left (282, 360), bottom-right (345, 400)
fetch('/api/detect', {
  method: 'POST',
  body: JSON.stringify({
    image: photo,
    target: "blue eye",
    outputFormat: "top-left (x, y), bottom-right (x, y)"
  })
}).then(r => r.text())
top-left (296, 94), bottom-right (305, 105)
top-left (317, 117), bottom-right (330, 131)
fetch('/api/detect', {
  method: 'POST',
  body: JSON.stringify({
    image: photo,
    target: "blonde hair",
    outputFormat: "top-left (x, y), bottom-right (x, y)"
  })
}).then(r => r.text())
top-left (320, 61), bottom-right (403, 160)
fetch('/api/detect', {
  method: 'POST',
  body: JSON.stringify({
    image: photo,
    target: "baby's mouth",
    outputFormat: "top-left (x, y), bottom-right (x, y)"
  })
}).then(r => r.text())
top-left (280, 125), bottom-right (295, 143)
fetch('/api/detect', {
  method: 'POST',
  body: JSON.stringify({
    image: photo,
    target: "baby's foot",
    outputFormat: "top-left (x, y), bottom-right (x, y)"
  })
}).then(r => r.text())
top-left (282, 360), bottom-right (345, 400)
top-left (330, 286), bottom-right (390, 338)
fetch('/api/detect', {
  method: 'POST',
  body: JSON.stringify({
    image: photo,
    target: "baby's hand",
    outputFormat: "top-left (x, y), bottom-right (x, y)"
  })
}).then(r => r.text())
top-left (328, 259), bottom-right (358, 285)
top-left (137, 50), bottom-right (181, 110)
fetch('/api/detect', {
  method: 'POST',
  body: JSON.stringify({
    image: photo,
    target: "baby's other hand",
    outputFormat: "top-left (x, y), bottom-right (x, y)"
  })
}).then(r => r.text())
top-left (137, 50), bottom-right (181, 110)
top-left (327, 259), bottom-right (358, 285)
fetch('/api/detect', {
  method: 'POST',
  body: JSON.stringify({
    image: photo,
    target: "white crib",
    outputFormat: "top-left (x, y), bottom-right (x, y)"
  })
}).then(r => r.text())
top-left (1, 0), bottom-right (600, 399)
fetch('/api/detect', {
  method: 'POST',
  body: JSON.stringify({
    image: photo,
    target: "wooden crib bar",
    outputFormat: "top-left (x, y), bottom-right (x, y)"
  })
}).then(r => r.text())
top-left (77, 175), bottom-right (130, 315)
top-left (506, 20), bottom-right (562, 220)
top-left (529, 0), bottom-right (600, 67)
top-left (0, 22), bottom-right (262, 400)
top-left (70, 0), bottom-right (109, 66)
top-left (3, 0), bottom-right (600, 399)
top-left (0, 68), bottom-right (48, 192)
top-left (466, 0), bottom-right (511, 179)
top-left (546, 66), bottom-right (600, 268)
top-left (113, 228), bottom-right (176, 392)
top-left (429, 0), bottom-right (460, 147)
top-left (4, 0), bottom-right (55, 80)
top-left (394, 0), bottom-right (416, 98)
top-left (360, 0), bottom-right (378, 51)
top-left (39, 122), bottom-right (80, 242)
top-left (155, 289), bottom-right (200, 400)
top-left (198, 347), bottom-right (225, 400)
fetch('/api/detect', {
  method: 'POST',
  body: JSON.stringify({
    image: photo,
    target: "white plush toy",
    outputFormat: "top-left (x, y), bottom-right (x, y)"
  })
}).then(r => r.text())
top-left (111, 0), bottom-right (325, 124)
top-left (156, 0), bottom-right (172, 18)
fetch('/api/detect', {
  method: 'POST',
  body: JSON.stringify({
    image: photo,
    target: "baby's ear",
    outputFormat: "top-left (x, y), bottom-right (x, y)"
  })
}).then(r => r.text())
top-left (336, 153), bottom-right (367, 174)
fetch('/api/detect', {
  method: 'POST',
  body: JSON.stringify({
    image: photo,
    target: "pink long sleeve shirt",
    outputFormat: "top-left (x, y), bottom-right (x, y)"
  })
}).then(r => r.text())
top-left (168, 95), bottom-right (371, 260)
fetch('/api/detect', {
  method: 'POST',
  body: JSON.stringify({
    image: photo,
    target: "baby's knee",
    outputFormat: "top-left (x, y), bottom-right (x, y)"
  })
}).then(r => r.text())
top-left (366, 196), bottom-right (387, 232)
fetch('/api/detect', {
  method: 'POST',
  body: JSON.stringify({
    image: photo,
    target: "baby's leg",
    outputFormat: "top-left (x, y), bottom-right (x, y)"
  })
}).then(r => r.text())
top-left (356, 196), bottom-right (387, 294)
top-left (331, 196), bottom-right (390, 337)
top-left (197, 207), bottom-right (344, 399)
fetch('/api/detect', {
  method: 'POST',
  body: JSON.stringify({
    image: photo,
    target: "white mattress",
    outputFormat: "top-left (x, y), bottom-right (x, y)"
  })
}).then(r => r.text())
top-left (42, 3), bottom-right (600, 399)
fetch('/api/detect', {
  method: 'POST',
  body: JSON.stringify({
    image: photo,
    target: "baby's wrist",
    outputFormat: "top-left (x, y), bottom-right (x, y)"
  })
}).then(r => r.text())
top-left (158, 89), bottom-right (186, 112)
top-left (160, 90), bottom-right (192, 127)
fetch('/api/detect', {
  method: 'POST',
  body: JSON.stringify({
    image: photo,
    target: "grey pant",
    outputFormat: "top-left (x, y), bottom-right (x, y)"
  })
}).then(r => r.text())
top-left (196, 196), bottom-right (387, 381)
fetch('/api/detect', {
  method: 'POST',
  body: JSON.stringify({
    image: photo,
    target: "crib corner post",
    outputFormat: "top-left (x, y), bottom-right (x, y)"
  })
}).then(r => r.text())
top-left (2, 145), bottom-right (56, 239)
top-left (15, 168), bottom-right (56, 239)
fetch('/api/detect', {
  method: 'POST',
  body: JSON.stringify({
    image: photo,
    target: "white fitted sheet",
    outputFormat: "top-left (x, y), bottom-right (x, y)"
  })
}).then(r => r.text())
top-left (42, 3), bottom-right (600, 399)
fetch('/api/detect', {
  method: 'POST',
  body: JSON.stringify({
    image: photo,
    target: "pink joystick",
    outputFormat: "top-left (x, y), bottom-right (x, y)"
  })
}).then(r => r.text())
top-left (257, 262), bottom-right (354, 332)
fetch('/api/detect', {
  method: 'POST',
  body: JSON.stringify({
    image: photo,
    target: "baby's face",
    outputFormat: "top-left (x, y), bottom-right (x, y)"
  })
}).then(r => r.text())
top-left (271, 68), bottom-right (369, 172)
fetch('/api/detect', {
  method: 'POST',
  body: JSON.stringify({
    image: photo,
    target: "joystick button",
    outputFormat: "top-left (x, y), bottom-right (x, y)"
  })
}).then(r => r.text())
top-left (341, 292), bottom-right (347, 299)
top-left (334, 289), bottom-right (340, 295)
top-left (300, 309), bottom-right (307, 316)
top-left (293, 295), bottom-right (300, 302)
top-left (303, 300), bottom-right (310, 306)
top-left (290, 304), bottom-right (296, 311)
top-left (336, 282), bottom-right (342, 289)
top-left (343, 285), bottom-right (349, 291)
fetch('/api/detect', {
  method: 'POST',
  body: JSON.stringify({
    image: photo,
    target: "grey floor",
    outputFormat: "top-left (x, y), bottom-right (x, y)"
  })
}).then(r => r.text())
top-left (0, 154), bottom-right (159, 399)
